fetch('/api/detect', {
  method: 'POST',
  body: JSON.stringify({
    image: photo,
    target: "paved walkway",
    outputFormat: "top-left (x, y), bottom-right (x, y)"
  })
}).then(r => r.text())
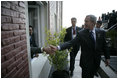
top-left (68, 51), bottom-right (82, 78)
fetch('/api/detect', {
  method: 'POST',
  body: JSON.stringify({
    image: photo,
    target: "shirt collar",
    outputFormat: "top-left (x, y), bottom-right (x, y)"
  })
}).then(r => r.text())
top-left (72, 26), bottom-right (76, 29)
top-left (92, 27), bottom-right (95, 34)
top-left (89, 27), bottom-right (95, 34)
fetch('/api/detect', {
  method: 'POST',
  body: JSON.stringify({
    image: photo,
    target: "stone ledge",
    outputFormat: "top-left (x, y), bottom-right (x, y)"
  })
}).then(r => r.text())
top-left (98, 60), bottom-right (117, 78)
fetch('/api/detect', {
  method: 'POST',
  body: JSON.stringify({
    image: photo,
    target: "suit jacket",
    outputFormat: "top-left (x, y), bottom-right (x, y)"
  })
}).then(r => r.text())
top-left (64, 26), bottom-right (81, 52)
top-left (60, 28), bottom-right (110, 71)
top-left (30, 33), bottom-right (42, 58)
top-left (30, 47), bottom-right (42, 58)
top-left (30, 33), bottom-right (37, 47)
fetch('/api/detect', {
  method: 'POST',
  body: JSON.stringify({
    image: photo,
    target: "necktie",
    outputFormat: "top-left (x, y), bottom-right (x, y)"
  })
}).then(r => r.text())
top-left (90, 31), bottom-right (95, 47)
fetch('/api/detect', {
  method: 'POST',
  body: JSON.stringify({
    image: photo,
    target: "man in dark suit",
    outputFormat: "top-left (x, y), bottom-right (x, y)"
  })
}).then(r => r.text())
top-left (29, 25), bottom-right (37, 47)
top-left (96, 20), bottom-right (102, 28)
top-left (64, 17), bottom-right (81, 76)
top-left (29, 25), bottom-right (53, 58)
top-left (29, 25), bottom-right (39, 58)
top-left (50, 15), bottom-right (110, 78)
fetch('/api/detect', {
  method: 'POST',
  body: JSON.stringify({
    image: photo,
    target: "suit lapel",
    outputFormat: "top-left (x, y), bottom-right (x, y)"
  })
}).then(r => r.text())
top-left (69, 27), bottom-right (72, 40)
top-left (95, 29), bottom-right (99, 49)
top-left (83, 29), bottom-right (93, 48)
top-left (76, 27), bottom-right (78, 34)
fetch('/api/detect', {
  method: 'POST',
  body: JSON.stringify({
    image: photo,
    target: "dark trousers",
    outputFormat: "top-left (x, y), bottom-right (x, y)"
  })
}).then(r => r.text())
top-left (82, 68), bottom-right (94, 78)
top-left (81, 63), bottom-right (99, 78)
top-left (69, 50), bottom-right (78, 72)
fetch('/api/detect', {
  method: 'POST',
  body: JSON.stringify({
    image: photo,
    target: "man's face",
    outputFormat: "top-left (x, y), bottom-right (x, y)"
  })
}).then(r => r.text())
top-left (96, 23), bottom-right (101, 28)
top-left (29, 27), bottom-right (33, 35)
top-left (71, 19), bottom-right (76, 27)
top-left (84, 16), bottom-right (94, 30)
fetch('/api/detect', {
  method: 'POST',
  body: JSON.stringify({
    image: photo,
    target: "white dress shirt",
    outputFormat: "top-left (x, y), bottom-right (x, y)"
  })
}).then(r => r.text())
top-left (90, 28), bottom-right (96, 42)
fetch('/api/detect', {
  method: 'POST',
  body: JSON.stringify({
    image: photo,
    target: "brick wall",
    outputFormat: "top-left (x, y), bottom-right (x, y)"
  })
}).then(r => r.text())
top-left (1, 1), bottom-right (29, 78)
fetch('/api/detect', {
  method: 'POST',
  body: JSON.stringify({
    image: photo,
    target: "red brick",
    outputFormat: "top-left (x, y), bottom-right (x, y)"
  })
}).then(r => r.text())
top-left (1, 16), bottom-right (12, 23)
top-left (15, 51), bottom-right (24, 60)
top-left (15, 57), bottom-right (22, 66)
top-left (5, 47), bottom-right (21, 60)
top-left (21, 43), bottom-right (27, 50)
top-left (11, 11), bottom-right (19, 18)
top-left (2, 38), bottom-right (13, 46)
top-left (20, 34), bottom-right (26, 40)
top-left (1, 24), bottom-right (19, 31)
top-left (22, 49), bottom-right (27, 54)
top-left (24, 73), bottom-right (29, 78)
top-left (14, 40), bottom-right (26, 48)
top-left (13, 30), bottom-right (26, 36)
top-left (1, 69), bottom-right (7, 78)
top-left (10, 1), bottom-right (18, 6)
top-left (1, 31), bottom-right (13, 39)
top-left (18, 71), bottom-right (25, 78)
top-left (12, 47), bottom-right (21, 56)
top-left (10, 4), bottom-right (19, 11)
top-left (5, 51), bottom-right (14, 60)
top-left (2, 37), bottom-right (15, 46)
top-left (19, 13), bottom-right (25, 19)
top-left (2, 36), bottom-right (20, 46)
top-left (13, 30), bottom-right (19, 36)
top-left (14, 36), bottom-right (20, 42)
top-left (22, 67), bottom-right (29, 77)
top-left (7, 61), bottom-right (17, 73)
top-left (1, 7), bottom-right (19, 17)
top-left (13, 66), bottom-right (24, 78)
top-left (1, 7), bottom-right (11, 16)
top-left (1, 55), bottom-right (5, 63)
top-left (18, 1), bottom-right (25, 8)
top-left (18, 7), bottom-right (25, 13)
top-left (1, 57), bottom-right (15, 69)
top-left (22, 50), bottom-right (28, 60)
top-left (4, 46), bottom-right (21, 60)
top-left (1, 62), bottom-right (8, 70)
top-left (17, 61), bottom-right (24, 70)
top-left (1, 44), bottom-right (14, 55)
top-left (19, 24), bottom-right (26, 29)
top-left (5, 67), bottom-right (17, 78)
top-left (1, 1), bottom-right (10, 9)
top-left (19, 30), bottom-right (26, 35)
top-left (12, 17), bottom-right (25, 24)
top-left (1, 1), bottom-right (29, 78)
top-left (14, 41), bottom-right (22, 48)
top-left (23, 60), bottom-right (29, 68)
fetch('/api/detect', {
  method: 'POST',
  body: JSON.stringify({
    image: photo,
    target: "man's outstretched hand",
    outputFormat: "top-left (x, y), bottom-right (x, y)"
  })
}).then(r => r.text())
top-left (43, 46), bottom-right (54, 54)
top-left (43, 45), bottom-right (58, 54)
top-left (50, 45), bottom-right (58, 52)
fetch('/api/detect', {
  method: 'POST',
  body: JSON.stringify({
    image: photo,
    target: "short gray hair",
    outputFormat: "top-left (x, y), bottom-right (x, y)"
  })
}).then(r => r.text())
top-left (86, 15), bottom-right (97, 23)
top-left (71, 17), bottom-right (77, 21)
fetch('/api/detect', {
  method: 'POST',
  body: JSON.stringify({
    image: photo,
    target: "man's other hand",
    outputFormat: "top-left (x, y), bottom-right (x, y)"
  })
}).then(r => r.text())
top-left (105, 59), bottom-right (110, 66)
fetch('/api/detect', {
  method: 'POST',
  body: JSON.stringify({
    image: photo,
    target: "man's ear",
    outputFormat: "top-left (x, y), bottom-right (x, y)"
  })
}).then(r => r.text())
top-left (93, 23), bottom-right (96, 26)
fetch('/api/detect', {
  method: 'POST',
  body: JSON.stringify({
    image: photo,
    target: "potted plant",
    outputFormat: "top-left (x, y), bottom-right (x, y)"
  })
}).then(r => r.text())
top-left (44, 28), bottom-right (71, 78)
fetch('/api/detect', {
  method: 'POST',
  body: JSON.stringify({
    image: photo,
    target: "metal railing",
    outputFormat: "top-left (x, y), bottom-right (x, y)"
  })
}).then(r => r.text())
top-left (104, 24), bottom-right (117, 32)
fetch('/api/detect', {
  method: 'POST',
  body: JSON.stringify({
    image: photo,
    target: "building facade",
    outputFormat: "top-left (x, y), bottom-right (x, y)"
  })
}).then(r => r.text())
top-left (1, 1), bottom-right (63, 78)
top-left (1, 1), bottom-right (29, 78)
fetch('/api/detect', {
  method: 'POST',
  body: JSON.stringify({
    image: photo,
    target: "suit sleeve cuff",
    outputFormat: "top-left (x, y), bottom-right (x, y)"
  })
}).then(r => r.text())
top-left (57, 46), bottom-right (61, 50)
top-left (41, 47), bottom-right (44, 52)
